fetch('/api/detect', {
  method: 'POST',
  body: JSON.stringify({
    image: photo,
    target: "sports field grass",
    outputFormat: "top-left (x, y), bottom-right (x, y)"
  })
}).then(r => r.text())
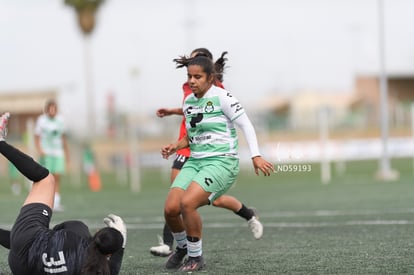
top-left (1, 158), bottom-right (414, 274)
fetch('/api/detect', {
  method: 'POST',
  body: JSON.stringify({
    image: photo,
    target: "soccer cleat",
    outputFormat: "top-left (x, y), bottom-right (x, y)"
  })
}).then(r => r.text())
top-left (165, 246), bottom-right (187, 270)
top-left (178, 256), bottom-right (205, 272)
top-left (247, 208), bottom-right (263, 240)
top-left (150, 235), bottom-right (172, 257)
top-left (0, 112), bottom-right (10, 141)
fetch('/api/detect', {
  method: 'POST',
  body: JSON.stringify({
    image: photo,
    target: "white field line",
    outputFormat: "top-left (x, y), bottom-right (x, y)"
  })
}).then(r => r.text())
top-left (2, 209), bottom-right (414, 230)
top-left (122, 208), bottom-right (414, 224)
top-left (99, 209), bottom-right (414, 229)
top-left (99, 219), bottom-right (414, 230)
top-left (249, 208), bottom-right (414, 218)
top-left (122, 208), bottom-right (414, 229)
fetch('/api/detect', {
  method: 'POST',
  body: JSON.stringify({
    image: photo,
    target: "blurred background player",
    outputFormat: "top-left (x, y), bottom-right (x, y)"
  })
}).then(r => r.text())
top-left (151, 48), bottom-right (263, 257)
top-left (35, 99), bottom-right (69, 211)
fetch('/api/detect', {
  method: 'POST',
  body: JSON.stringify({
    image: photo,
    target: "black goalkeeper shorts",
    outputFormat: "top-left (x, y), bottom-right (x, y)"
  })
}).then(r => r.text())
top-left (9, 203), bottom-right (52, 274)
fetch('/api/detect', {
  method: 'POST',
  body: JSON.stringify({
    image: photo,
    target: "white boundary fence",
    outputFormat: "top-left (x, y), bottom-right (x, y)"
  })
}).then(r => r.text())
top-left (261, 137), bottom-right (414, 164)
top-left (139, 137), bottom-right (414, 168)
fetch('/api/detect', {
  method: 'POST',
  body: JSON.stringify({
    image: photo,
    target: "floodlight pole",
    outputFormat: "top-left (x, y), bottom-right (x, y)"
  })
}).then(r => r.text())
top-left (83, 36), bottom-right (95, 137)
top-left (411, 104), bottom-right (414, 176)
top-left (129, 68), bottom-right (141, 193)
top-left (319, 106), bottom-right (331, 184)
top-left (65, 0), bottom-right (104, 137)
top-left (376, 0), bottom-right (398, 180)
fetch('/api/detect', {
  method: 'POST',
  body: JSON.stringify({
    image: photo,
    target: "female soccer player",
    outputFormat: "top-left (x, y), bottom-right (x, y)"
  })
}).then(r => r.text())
top-left (161, 56), bottom-right (274, 272)
top-left (0, 113), bottom-right (127, 275)
top-left (152, 48), bottom-right (263, 257)
top-left (35, 99), bottom-right (69, 211)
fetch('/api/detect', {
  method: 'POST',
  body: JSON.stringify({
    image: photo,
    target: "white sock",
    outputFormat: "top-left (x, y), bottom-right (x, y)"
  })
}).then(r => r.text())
top-left (172, 231), bottom-right (187, 249)
top-left (187, 239), bottom-right (202, 258)
top-left (54, 193), bottom-right (61, 207)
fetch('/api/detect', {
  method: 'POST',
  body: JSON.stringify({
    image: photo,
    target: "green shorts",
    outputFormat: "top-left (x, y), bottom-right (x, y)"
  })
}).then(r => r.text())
top-left (40, 155), bottom-right (66, 174)
top-left (171, 156), bottom-right (240, 203)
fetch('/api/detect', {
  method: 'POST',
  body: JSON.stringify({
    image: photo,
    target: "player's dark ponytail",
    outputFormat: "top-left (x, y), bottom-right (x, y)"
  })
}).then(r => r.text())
top-left (173, 55), bottom-right (192, 68)
top-left (214, 51), bottom-right (228, 82)
top-left (81, 227), bottom-right (123, 275)
top-left (173, 49), bottom-right (228, 82)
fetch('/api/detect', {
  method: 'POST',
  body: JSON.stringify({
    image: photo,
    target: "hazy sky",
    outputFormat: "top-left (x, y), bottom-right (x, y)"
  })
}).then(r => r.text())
top-left (1, 0), bottom-right (414, 132)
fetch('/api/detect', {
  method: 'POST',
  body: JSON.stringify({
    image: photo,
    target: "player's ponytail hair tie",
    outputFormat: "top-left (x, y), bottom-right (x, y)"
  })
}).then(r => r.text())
top-left (93, 227), bottom-right (123, 255)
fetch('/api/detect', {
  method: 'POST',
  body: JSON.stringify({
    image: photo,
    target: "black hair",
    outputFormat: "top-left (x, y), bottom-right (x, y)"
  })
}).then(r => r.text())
top-left (173, 48), bottom-right (228, 82)
top-left (191, 48), bottom-right (213, 59)
top-left (213, 51), bottom-right (228, 82)
top-left (80, 227), bottom-right (123, 275)
top-left (187, 55), bottom-right (215, 79)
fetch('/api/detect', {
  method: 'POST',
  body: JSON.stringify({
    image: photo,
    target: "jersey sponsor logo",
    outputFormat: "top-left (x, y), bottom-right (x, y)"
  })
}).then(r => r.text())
top-left (235, 106), bottom-right (243, 113)
top-left (189, 113), bottom-right (203, 128)
top-left (204, 101), bottom-right (214, 113)
top-left (230, 102), bottom-right (243, 113)
top-left (185, 106), bottom-right (203, 115)
top-left (189, 135), bottom-right (211, 144)
top-left (186, 106), bottom-right (204, 128)
top-left (230, 102), bottom-right (239, 108)
top-left (42, 251), bottom-right (68, 273)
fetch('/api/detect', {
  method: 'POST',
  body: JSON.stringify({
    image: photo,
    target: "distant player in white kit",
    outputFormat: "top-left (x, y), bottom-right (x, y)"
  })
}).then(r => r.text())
top-left (35, 99), bottom-right (69, 211)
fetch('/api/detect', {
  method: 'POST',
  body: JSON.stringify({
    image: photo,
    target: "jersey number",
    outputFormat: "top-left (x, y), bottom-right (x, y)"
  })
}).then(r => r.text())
top-left (42, 251), bottom-right (68, 273)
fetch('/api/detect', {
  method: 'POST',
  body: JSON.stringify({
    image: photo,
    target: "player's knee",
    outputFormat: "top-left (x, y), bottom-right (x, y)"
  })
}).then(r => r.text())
top-left (37, 173), bottom-right (55, 186)
top-left (211, 197), bottom-right (223, 207)
top-left (164, 203), bottom-right (181, 218)
top-left (30, 162), bottom-right (50, 182)
top-left (180, 197), bottom-right (200, 213)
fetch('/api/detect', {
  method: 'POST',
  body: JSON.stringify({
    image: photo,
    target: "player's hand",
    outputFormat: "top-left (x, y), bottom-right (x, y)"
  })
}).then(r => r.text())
top-left (156, 108), bottom-right (171, 118)
top-left (161, 144), bottom-right (177, 159)
top-left (252, 156), bottom-right (275, 176)
top-left (104, 214), bottom-right (127, 248)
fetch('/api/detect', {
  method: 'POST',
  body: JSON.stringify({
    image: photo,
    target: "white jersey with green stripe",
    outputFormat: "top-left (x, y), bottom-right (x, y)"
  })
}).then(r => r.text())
top-left (35, 114), bottom-right (66, 157)
top-left (183, 85), bottom-right (245, 159)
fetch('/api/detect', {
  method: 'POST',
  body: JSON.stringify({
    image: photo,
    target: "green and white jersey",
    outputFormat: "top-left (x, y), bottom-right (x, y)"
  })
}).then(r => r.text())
top-left (35, 114), bottom-right (66, 157)
top-left (183, 85), bottom-right (245, 159)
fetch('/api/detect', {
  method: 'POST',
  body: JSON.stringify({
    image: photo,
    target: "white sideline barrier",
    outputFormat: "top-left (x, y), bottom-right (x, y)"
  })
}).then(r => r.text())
top-left (258, 137), bottom-right (414, 164)
top-left (138, 137), bottom-right (414, 167)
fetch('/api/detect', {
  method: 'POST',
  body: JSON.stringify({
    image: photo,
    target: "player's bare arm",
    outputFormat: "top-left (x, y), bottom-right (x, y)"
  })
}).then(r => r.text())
top-left (156, 107), bottom-right (184, 118)
top-left (161, 135), bottom-right (189, 159)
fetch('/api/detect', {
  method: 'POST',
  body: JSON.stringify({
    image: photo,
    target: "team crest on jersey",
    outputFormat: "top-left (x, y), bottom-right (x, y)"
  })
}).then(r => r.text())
top-left (204, 101), bottom-right (214, 113)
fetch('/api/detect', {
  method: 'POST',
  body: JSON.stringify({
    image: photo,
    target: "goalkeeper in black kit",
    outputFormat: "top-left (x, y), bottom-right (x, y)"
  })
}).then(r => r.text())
top-left (0, 112), bottom-right (126, 275)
